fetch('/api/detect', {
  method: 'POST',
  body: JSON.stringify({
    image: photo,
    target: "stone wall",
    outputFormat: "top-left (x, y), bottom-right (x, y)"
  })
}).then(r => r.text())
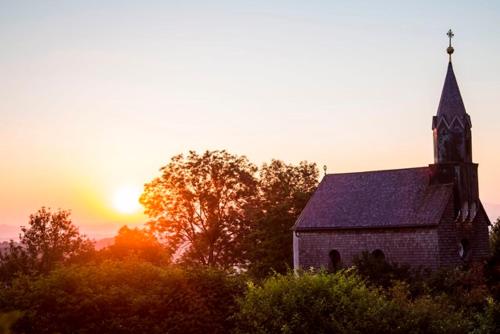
top-left (295, 227), bottom-right (440, 270)
top-left (437, 196), bottom-right (491, 267)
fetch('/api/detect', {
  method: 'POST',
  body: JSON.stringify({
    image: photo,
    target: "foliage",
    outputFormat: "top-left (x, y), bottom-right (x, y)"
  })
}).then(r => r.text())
top-left (245, 160), bottom-right (318, 279)
top-left (353, 251), bottom-right (416, 289)
top-left (236, 271), bottom-right (471, 334)
top-left (140, 150), bottom-right (258, 269)
top-left (490, 218), bottom-right (500, 261)
top-left (0, 208), bottom-right (94, 283)
top-left (0, 260), bottom-right (245, 334)
top-left (354, 251), bottom-right (490, 310)
top-left (0, 311), bottom-right (22, 334)
top-left (98, 226), bottom-right (170, 264)
top-left (425, 264), bottom-right (490, 310)
top-left (471, 297), bottom-right (500, 334)
top-left (486, 218), bottom-right (500, 302)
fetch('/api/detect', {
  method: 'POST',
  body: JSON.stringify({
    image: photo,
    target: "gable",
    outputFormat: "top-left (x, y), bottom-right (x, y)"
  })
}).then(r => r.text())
top-left (294, 167), bottom-right (453, 231)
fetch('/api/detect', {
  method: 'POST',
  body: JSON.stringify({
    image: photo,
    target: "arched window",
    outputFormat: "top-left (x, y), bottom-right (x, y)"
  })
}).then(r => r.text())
top-left (329, 250), bottom-right (341, 271)
top-left (459, 239), bottom-right (470, 259)
top-left (372, 249), bottom-right (385, 260)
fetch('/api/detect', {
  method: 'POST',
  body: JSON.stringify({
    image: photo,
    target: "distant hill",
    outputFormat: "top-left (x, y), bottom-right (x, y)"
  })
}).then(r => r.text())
top-left (0, 224), bottom-right (21, 242)
top-left (1, 238), bottom-right (114, 255)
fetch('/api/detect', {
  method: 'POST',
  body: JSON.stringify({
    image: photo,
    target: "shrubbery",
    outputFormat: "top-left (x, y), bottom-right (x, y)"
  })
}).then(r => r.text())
top-left (0, 311), bottom-right (22, 334)
top-left (0, 260), bottom-right (244, 334)
top-left (1, 262), bottom-right (498, 333)
top-left (236, 270), bottom-right (474, 334)
top-left (353, 251), bottom-right (416, 288)
top-left (354, 251), bottom-right (493, 310)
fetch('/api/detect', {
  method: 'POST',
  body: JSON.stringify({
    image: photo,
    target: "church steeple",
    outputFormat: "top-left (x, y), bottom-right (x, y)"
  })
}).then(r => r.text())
top-left (432, 30), bottom-right (472, 164)
top-left (430, 30), bottom-right (478, 223)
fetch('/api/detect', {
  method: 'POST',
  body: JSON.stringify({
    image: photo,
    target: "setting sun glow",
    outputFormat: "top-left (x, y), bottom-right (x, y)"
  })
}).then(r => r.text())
top-left (112, 186), bottom-right (142, 215)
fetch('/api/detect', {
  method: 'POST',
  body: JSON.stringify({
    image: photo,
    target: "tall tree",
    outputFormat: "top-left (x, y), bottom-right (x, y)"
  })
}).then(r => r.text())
top-left (0, 207), bottom-right (94, 282)
top-left (140, 150), bottom-right (258, 269)
top-left (246, 160), bottom-right (319, 278)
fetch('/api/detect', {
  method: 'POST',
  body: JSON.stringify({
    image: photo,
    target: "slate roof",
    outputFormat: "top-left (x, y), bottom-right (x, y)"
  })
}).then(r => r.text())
top-left (436, 62), bottom-right (469, 123)
top-left (294, 167), bottom-right (453, 231)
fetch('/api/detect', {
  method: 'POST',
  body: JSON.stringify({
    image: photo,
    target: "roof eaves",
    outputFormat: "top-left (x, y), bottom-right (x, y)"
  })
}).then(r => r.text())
top-left (294, 223), bottom-right (439, 232)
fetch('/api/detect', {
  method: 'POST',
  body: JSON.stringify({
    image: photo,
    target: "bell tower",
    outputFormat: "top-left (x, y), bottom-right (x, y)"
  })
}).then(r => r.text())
top-left (430, 29), bottom-right (479, 222)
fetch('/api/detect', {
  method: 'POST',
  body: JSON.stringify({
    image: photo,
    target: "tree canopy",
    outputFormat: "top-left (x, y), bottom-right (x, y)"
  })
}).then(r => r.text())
top-left (98, 225), bottom-right (170, 264)
top-left (140, 150), bottom-right (319, 272)
top-left (245, 160), bottom-right (318, 278)
top-left (0, 207), bottom-right (94, 283)
top-left (140, 150), bottom-right (259, 269)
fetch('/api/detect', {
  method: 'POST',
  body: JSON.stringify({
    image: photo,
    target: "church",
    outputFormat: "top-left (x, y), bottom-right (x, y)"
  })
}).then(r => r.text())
top-left (293, 31), bottom-right (491, 270)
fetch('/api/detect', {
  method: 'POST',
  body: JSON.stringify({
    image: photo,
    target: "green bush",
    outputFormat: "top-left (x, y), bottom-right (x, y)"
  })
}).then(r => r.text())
top-left (353, 252), bottom-right (491, 310)
top-left (0, 260), bottom-right (492, 334)
top-left (471, 297), bottom-right (500, 334)
top-left (236, 271), bottom-right (473, 334)
top-left (389, 281), bottom-right (474, 334)
top-left (0, 260), bottom-right (244, 334)
top-left (352, 251), bottom-right (422, 290)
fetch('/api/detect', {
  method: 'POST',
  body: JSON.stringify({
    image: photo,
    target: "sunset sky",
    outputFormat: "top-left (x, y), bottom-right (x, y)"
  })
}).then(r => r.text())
top-left (1, 1), bottom-right (499, 240)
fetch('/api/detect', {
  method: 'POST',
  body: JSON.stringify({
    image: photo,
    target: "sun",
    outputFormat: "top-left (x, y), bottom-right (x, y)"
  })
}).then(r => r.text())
top-left (112, 185), bottom-right (142, 214)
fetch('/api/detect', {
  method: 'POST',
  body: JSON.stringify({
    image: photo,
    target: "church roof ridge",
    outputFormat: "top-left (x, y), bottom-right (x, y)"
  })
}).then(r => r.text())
top-left (325, 166), bottom-right (429, 177)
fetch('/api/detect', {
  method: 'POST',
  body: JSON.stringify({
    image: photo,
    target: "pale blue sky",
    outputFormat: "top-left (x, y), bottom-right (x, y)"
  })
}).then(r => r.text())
top-left (1, 1), bottom-right (499, 238)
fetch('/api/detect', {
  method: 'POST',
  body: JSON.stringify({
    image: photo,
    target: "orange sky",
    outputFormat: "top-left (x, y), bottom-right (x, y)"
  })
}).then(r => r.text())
top-left (1, 1), bottom-right (499, 240)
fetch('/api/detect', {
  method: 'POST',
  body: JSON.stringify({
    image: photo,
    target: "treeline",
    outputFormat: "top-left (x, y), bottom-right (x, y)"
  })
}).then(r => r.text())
top-left (1, 151), bottom-right (320, 281)
top-left (0, 150), bottom-right (499, 333)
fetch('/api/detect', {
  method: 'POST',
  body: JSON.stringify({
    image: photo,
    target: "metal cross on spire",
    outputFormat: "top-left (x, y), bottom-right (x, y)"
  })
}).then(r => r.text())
top-left (447, 29), bottom-right (454, 46)
top-left (446, 29), bottom-right (455, 62)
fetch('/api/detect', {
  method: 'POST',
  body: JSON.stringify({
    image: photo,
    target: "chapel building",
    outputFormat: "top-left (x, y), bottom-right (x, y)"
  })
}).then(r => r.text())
top-left (293, 32), bottom-right (491, 270)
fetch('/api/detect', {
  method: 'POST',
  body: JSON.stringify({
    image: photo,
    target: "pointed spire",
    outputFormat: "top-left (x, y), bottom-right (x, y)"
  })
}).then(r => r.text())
top-left (436, 61), bottom-right (467, 120)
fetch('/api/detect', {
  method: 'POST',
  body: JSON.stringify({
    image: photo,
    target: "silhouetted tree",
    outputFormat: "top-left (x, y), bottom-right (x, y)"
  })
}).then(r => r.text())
top-left (99, 226), bottom-right (170, 264)
top-left (140, 150), bottom-right (258, 269)
top-left (245, 160), bottom-right (318, 278)
top-left (0, 207), bottom-right (94, 283)
top-left (490, 218), bottom-right (500, 263)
